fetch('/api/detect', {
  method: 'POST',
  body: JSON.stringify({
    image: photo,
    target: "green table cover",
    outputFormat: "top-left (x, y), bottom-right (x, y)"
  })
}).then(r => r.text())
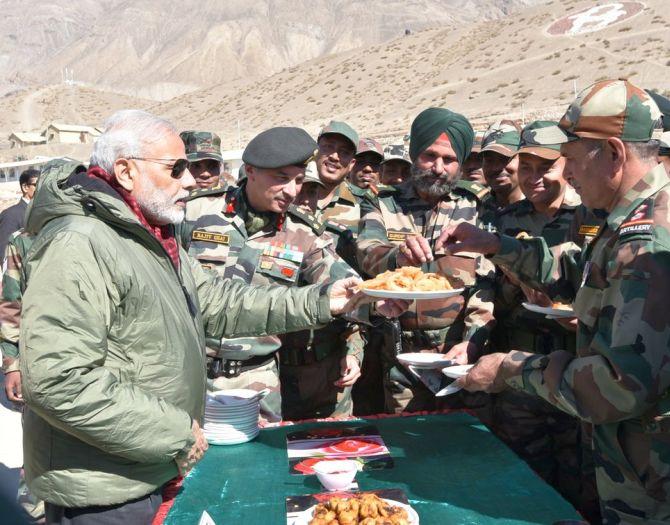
top-left (164, 412), bottom-right (581, 524)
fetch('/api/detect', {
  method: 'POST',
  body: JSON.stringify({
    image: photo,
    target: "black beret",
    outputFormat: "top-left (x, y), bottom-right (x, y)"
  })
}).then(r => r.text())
top-left (242, 127), bottom-right (317, 169)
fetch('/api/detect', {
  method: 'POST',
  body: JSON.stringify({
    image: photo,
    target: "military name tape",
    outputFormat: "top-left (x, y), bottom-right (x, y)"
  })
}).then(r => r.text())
top-left (192, 230), bottom-right (230, 245)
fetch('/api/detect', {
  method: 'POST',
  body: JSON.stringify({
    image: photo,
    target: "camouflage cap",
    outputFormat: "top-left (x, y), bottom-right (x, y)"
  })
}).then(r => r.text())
top-left (356, 138), bottom-right (384, 161)
top-left (242, 126), bottom-right (317, 169)
top-left (480, 120), bottom-right (521, 157)
top-left (180, 130), bottom-right (224, 162)
top-left (646, 89), bottom-right (670, 131)
top-left (557, 79), bottom-right (663, 143)
top-left (381, 151), bottom-right (411, 166)
top-left (318, 120), bottom-right (359, 151)
top-left (517, 120), bottom-right (562, 160)
top-left (471, 130), bottom-right (486, 153)
top-left (660, 131), bottom-right (670, 157)
top-left (302, 161), bottom-right (325, 186)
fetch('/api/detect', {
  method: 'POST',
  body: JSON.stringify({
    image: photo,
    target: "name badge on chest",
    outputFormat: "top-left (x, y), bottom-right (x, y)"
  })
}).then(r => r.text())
top-left (192, 230), bottom-right (230, 245)
top-left (387, 231), bottom-right (409, 242)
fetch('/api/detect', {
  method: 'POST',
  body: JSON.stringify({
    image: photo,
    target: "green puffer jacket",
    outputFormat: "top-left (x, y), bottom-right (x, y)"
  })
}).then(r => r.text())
top-left (19, 165), bottom-right (332, 507)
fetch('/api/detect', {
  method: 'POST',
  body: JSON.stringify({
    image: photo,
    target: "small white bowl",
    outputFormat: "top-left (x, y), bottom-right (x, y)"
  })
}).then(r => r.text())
top-left (312, 460), bottom-right (358, 491)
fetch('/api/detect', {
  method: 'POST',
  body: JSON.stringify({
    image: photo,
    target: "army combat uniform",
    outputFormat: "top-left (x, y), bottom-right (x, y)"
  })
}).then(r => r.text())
top-left (492, 80), bottom-right (670, 523)
top-left (357, 179), bottom-right (496, 413)
top-left (184, 184), bottom-right (358, 422)
top-left (279, 179), bottom-right (367, 420)
top-left (491, 188), bottom-right (603, 520)
top-left (0, 231), bottom-right (44, 521)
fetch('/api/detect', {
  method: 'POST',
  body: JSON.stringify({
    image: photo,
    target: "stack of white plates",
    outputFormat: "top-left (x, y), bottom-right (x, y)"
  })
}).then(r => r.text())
top-left (203, 389), bottom-right (261, 445)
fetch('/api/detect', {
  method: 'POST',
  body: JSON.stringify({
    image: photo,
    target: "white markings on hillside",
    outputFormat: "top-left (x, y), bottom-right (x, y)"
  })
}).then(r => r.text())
top-left (547, 2), bottom-right (644, 36)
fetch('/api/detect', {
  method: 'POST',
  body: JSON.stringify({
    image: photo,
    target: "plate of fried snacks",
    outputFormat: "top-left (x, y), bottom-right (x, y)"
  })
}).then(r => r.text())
top-left (359, 267), bottom-right (464, 300)
top-left (294, 493), bottom-right (419, 525)
top-left (522, 302), bottom-right (574, 318)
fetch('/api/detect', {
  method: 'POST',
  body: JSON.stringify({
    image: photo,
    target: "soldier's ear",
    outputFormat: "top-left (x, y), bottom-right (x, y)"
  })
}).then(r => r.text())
top-left (607, 138), bottom-right (626, 174)
top-left (113, 158), bottom-right (135, 192)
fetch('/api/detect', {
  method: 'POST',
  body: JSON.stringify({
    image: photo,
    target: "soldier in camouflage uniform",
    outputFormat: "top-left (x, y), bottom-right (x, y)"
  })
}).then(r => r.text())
top-left (297, 121), bottom-right (380, 415)
top-left (444, 80), bottom-right (670, 524)
top-left (357, 107), bottom-right (496, 413)
top-left (488, 120), bottom-right (602, 521)
top-left (180, 130), bottom-right (233, 189)
top-left (183, 127), bottom-right (362, 422)
top-left (349, 138), bottom-right (384, 190)
top-left (1, 230), bottom-right (33, 403)
top-left (380, 150), bottom-right (412, 187)
top-left (478, 120), bottom-right (524, 231)
top-left (462, 129), bottom-right (486, 185)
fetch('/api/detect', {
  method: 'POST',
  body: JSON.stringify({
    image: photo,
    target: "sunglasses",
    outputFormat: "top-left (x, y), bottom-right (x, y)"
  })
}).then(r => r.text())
top-left (127, 157), bottom-right (190, 179)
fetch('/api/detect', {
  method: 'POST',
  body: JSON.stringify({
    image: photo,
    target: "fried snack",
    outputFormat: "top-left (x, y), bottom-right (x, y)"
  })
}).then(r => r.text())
top-left (551, 302), bottom-right (572, 310)
top-left (308, 493), bottom-right (411, 525)
top-left (359, 267), bottom-right (452, 292)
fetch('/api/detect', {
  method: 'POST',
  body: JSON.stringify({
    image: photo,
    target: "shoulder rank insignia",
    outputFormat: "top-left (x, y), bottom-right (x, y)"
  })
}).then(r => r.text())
top-left (287, 204), bottom-right (325, 234)
top-left (185, 184), bottom-right (230, 202)
top-left (455, 179), bottom-right (490, 201)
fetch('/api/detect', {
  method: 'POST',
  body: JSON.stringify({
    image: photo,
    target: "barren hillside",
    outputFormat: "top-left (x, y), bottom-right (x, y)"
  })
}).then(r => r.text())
top-left (151, 0), bottom-right (669, 147)
top-left (0, 0), bottom-right (545, 101)
top-left (1, 0), bottom-right (667, 161)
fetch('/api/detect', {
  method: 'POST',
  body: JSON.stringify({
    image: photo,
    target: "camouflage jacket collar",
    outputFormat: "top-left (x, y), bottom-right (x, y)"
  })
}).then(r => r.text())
top-left (607, 163), bottom-right (670, 230)
top-left (509, 186), bottom-right (581, 217)
top-left (337, 182), bottom-right (359, 205)
top-left (317, 181), bottom-right (358, 212)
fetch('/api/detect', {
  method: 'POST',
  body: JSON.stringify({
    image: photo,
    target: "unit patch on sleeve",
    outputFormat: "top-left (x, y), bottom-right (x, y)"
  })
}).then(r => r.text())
top-left (619, 220), bottom-right (653, 236)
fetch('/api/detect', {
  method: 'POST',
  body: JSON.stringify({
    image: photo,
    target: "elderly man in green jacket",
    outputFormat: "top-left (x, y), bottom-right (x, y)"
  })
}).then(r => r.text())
top-left (19, 110), bottom-right (404, 525)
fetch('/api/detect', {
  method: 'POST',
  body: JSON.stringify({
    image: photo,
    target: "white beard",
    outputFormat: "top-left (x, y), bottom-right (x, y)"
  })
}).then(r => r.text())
top-left (135, 180), bottom-right (187, 225)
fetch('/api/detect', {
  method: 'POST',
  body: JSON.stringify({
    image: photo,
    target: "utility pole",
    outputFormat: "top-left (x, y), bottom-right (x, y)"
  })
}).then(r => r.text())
top-left (573, 79), bottom-right (578, 97)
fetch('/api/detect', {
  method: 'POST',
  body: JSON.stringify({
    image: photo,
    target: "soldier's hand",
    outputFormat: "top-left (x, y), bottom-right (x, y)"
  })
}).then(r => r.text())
top-left (328, 277), bottom-right (368, 315)
top-left (552, 316), bottom-right (578, 332)
top-left (4, 371), bottom-right (23, 403)
top-left (175, 420), bottom-right (208, 476)
top-left (454, 353), bottom-right (509, 393)
top-left (335, 355), bottom-right (361, 388)
top-left (435, 223), bottom-right (501, 255)
top-left (397, 235), bottom-right (433, 266)
top-left (375, 298), bottom-right (411, 318)
top-left (444, 341), bottom-right (479, 365)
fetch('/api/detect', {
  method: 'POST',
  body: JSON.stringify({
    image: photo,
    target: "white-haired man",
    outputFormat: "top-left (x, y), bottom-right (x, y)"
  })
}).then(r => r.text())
top-left (19, 110), bottom-right (404, 524)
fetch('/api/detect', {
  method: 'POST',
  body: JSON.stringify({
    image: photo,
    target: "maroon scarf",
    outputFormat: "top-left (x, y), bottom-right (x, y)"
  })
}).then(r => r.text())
top-left (87, 166), bottom-right (180, 270)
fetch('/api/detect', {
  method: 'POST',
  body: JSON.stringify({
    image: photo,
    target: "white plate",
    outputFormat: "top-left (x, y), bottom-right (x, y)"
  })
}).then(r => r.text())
top-left (397, 353), bottom-right (453, 369)
top-left (204, 406), bottom-right (259, 416)
top-left (362, 288), bottom-right (464, 300)
top-left (209, 431), bottom-right (257, 438)
top-left (206, 430), bottom-right (259, 446)
top-left (435, 383), bottom-right (462, 397)
top-left (204, 416), bottom-right (258, 425)
top-left (204, 404), bottom-right (259, 414)
top-left (442, 364), bottom-right (474, 379)
top-left (204, 423), bottom-right (258, 433)
top-left (208, 389), bottom-right (263, 407)
top-left (289, 499), bottom-right (419, 525)
top-left (522, 302), bottom-right (574, 318)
